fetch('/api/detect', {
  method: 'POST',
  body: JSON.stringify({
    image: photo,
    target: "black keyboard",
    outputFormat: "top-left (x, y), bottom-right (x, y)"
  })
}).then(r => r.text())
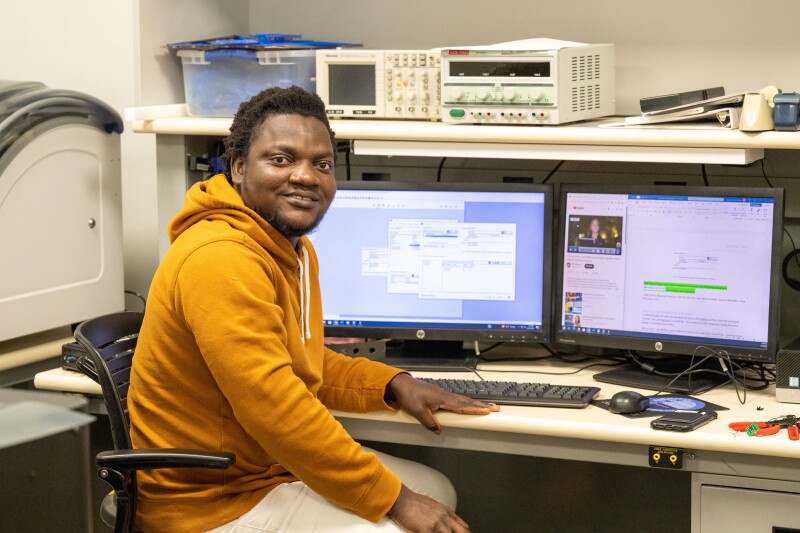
top-left (420, 378), bottom-right (600, 408)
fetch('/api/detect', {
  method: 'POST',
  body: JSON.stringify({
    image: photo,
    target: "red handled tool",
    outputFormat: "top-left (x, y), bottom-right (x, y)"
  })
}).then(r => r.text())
top-left (730, 416), bottom-right (799, 438)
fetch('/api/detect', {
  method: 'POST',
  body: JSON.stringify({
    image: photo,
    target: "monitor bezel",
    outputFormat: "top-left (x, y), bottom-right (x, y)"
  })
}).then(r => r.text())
top-left (553, 183), bottom-right (784, 364)
top-left (319, 179), bottom-right (553, 345)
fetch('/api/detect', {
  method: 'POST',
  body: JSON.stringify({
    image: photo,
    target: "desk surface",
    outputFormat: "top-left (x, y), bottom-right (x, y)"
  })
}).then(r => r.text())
top-left (35, 357), bottom-right (799, 461)
top-left (0, 388), bottom-right (93, 449)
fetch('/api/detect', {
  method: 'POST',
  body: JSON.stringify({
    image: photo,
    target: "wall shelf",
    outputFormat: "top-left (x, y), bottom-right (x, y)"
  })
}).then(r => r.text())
top-left (128, 106), bottom-right (800, 256)
top-left (130, 107), bottom-right (800, 165)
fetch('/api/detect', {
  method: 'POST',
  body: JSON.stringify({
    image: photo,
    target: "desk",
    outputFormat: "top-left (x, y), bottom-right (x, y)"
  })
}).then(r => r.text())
top-left (0, 326), bottom-right (73, 387)
top-left (0, 388), bottom-right (94, 532)
top-left (35, 359), bottom-right (800, 532)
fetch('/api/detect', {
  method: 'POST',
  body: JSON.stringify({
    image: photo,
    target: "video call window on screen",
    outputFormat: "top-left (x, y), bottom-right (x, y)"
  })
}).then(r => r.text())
top-left (566, 215), bottom-right (623, 255)
top-left (555, 186), bottom-right (783, 360)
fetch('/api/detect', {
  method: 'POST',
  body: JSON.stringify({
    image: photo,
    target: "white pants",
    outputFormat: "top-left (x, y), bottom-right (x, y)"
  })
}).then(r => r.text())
top-left (205, 448), bottom-right (457, 533)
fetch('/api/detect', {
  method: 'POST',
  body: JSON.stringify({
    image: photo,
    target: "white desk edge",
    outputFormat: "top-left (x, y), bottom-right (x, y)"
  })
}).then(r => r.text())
top-left (34, 361), bottom-right (800, 461)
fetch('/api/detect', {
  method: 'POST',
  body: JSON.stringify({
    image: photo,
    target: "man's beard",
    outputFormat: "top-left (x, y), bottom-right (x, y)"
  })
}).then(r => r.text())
top-left (239, 176), bottom-right (325, 240)
top-left (252, 203), bottom-right (325, 241)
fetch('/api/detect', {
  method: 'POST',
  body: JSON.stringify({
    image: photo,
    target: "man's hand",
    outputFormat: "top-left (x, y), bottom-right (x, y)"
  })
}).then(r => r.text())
top-left (389, 484), bottom-right (469, 533)
top-left (387, 373), bottom-right (499, 434)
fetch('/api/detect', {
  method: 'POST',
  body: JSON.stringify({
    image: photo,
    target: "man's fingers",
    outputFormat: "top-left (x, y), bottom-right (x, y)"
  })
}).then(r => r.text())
top-left (452, 511), bottom-right (470, 530)
top-left (415, 409), bottom-right (442, 434)
top-left (440, 395), bottom-right (500, 414)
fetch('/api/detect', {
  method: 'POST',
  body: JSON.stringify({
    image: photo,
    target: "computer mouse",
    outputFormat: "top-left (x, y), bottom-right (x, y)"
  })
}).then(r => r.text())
top-left (608, 390), bottom-right (650, 414)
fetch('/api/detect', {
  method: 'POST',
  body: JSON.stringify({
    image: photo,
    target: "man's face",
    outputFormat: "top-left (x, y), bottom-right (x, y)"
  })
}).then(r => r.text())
top-left (231, 114), bottom-right (336, 245)
top-left (590, 219), bottom-right (600, 233)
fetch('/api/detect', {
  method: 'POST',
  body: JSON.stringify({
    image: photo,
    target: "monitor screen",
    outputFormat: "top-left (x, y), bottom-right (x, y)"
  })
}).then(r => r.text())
top-left (311, 181), bottom-right (552, 355)
top-left (554, 184), bottom-right (784, 364)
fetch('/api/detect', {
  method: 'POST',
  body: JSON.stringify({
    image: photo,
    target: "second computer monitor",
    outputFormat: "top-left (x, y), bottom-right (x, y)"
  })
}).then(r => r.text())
top-left (554, 184), bottom-right (784, 365)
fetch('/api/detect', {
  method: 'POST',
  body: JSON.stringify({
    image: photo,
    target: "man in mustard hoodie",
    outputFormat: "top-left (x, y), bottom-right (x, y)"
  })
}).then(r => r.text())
top-left (128, 86), bottom-right (498, 533)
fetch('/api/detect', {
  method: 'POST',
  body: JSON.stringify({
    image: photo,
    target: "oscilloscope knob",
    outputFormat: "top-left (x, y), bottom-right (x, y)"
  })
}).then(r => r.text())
top-left (394, 92), bottom-right (404, 102)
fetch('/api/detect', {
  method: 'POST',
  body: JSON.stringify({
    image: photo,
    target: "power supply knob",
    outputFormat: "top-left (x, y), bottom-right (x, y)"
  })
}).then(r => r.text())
top-left (530, 89), bottom-right (543, 101)
top-left (476, 87), bottom-right (490, 100)
top-left (503, 87), bottom-right (517, 100)
top-left (450, 87), bottom-right (464, 100)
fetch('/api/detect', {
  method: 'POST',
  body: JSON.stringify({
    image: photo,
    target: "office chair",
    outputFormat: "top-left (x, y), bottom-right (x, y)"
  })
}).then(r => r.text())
top-left (74, 311), bottom-right (235, 533)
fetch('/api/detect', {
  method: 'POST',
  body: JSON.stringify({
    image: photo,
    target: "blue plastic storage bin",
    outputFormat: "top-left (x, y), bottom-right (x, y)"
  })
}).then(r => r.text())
top-left (168, 34), bottom-right (359, 117)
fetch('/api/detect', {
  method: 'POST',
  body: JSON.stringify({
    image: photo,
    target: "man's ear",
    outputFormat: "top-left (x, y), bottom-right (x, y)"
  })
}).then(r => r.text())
top-left (231, 158), bottom-right (245, 189)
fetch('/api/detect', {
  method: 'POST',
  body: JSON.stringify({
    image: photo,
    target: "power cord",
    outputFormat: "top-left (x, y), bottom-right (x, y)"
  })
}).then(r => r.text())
top-left (540, 160), bottom-right (564, 184)
top-left (757, 159), bottom-right (800, 290)
top-left (783, 229), bottom-right (800, 290)
top-left (124, 290), bottom-right (146, 312)
top-left (436, 157), bottom-right (447, 182)
top-left (629, 347), bottom-right (773, 405)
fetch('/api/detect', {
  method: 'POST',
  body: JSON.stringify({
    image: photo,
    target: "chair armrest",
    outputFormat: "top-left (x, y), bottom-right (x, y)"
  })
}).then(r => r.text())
top-left (96, 448), bottom-right (235, 472)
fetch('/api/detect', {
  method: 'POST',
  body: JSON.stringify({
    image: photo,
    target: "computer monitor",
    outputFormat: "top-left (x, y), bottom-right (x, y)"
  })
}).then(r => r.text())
top-left (554, 184), bottom-right (784, 392)
top-left (311, 180), bottom-right (553, 369)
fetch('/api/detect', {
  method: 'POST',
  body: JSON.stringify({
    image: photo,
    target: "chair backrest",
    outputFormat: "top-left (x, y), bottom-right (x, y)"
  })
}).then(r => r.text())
top-left (74, 311), bottom-right (144, 451)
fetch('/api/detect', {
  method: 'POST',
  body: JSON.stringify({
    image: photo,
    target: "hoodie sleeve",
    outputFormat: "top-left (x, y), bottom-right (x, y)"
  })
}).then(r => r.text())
top-left (174, 240), bottom-right (401, 522)
top-left (317, 348), bottom-right (406, 412)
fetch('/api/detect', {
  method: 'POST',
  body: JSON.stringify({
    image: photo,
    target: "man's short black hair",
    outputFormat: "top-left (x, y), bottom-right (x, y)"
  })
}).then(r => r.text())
top-left (221, 86), bottom-right (336, 181)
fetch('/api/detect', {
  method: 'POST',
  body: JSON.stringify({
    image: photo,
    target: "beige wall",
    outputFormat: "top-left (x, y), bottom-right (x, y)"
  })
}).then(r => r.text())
top-left (0, 0), bottom-right (249, 308)
top-left (3, 0), bottom-right (799, 340)
top-left (249, 0), bottom-right (799, 115)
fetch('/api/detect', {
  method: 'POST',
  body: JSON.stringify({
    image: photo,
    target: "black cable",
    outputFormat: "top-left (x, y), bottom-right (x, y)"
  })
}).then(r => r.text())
top-left (759, 159), bottom-right (775, 188)
top-left (541, 160), bottom-right (564, 184)
top-left (701, 164), bottom-right (709, 186)
top-left (345, 141), bottom-right (352, 181)
top-left (477, 342), bottom-right (504, 355)
top-left (473, 359), bottom-right (623, 378)
top-left (436, 157), bottom-right (447, 182)
top-left (782, 245), bottom-right (800, 291)
top-left (124, 290), bottom-right (146, 312)
top-left (782, 227), bottom-right (800, 290)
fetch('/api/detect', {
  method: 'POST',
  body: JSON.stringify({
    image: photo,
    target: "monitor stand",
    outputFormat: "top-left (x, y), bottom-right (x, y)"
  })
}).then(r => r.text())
top-left (592, 360), bottom-right (730, 395)
top-left (326, 339), bottom-right (478, 371)
top-left (381, 340), bottom-right (478, 371)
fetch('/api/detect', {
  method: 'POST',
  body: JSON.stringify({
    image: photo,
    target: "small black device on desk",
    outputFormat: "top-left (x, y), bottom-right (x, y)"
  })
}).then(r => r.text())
top-left (650, 411), bottom-right (717, 432)
top-left (419, 378), bottom-right (600, 408)
top-left (60, 341), bottom-right (88, 372)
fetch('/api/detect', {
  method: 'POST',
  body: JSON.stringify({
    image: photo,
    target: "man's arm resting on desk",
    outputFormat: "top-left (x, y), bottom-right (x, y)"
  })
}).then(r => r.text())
top-left (386, 373), bottom-right (499, 435)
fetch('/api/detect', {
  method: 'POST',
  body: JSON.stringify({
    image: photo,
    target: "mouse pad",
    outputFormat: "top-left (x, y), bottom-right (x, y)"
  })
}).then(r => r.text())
top-left (592, 394), bottom-right (729, 418)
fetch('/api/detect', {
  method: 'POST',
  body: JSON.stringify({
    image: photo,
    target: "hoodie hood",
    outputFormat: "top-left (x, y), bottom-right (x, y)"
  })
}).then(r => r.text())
top-left (169, 174), bottom-right (314, 343)
top-left (169, 174), bottom-right (303, 269)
